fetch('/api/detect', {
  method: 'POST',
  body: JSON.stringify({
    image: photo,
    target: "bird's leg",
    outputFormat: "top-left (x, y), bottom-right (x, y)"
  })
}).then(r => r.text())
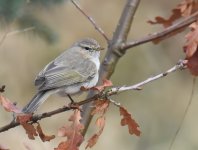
top-left (67, 94), bottom-right (81, 111)
top-left (67, 94), bottom-right (74, 103)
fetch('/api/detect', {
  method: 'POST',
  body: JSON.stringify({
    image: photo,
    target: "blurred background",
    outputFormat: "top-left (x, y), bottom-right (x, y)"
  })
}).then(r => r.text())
top-left (0, 0), bottom-right (198, 149)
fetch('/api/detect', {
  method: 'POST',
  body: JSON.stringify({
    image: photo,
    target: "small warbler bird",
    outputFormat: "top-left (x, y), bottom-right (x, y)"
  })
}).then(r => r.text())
top-left (22, 38), bottom-right (102, 113)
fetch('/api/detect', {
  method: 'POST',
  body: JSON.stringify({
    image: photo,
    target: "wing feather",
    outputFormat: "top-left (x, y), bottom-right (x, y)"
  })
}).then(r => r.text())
top-left (35, 47), bottom-right (97, 91)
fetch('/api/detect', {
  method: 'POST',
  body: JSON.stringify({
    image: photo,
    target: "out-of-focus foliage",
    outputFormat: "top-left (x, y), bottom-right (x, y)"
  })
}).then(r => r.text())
top-left (0, 0), bottom-right (66, 43)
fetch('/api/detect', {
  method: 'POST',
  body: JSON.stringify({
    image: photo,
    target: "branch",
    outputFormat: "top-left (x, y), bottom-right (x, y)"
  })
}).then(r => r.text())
top-left (108, 60), bottom-right (186, 94)
top-left (71, 0), bottom-right (109, 41)
top-left (81, 0), bottom-right (140, 135)
top-left (0, 94), bottom-right (100, 133)
top-left (121, 11), bottom-right (198, 50)
top-left (0, 59), bottom-right (185, 133)
top-left (0, 27), bottom-right (35, 47)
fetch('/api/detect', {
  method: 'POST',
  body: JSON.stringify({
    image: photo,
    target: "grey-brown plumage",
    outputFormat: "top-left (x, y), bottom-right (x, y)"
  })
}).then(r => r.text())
top-left (22, 38), bottom-right (102, 113)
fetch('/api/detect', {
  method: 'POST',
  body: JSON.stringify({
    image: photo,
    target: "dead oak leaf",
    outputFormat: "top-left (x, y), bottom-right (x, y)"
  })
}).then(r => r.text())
top-left (178, 0), bottom-right (198, 17)
top-left (17, 114), bottom-right (37, 140)
top-left (18, 115), bottom-right (55, 141)
top-left (91, 79), bottom-right (113, 92)
top-left (55, 141), bottom-right (70, 150)
top-left (184, 21), bottom-right (198, 57)
top-left (36, 123), bottom-right (55, 142)
top-left (184, 21), bottom-right (198, 75)
top-left (186, 48), bottom-right (198, 75)
top-left (86, 116), bottom-right (105, 149)
top-left (91, 100), bottom-right (110, 115)
top-left (0, 95), bottom-right (21, 113)
top-left (148, 0), bottom-right (198, 27)
top-left (148, 8), bottom-right (181, 28)
top-left (120, 106), bottom-right (141, 136)
top-left (56, 110), bottom-right (84, 150)
top-left (86, 100), bottom-right (109, 149)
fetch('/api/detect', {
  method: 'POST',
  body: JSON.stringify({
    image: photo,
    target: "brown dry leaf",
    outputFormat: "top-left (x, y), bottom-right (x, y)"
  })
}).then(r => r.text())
top-left (36, 123), bottom-right (55, 142)
top-left (55, 110), bottom-right (84, 150)
top-left (186, 49), bottom-right (198, 75)
top-left (22, 123), bottom-right (37, 140)
top-left (91, 79), bottom-right (113, 92)
top-left (55, 141), bottom-right (71, 150)
top-left (178, 0), bottom-right (198, 17)
top-left (148, 9), bottom-right (181, 28)
top-left (148, 0), bottom-right (197, 27)
top-left (17, 115), bottom-right (38, 140)
top-left (86, 116), bottom-right (105, 149)
top-left (0, 95), bottom-right (21, 113)
top-left (184, 21), bottom-right (198, 57)
top-left (120, 106), bottom-right (141, 136)
top-left (17, 114), bottom-right (32, 123)
top-left (184, 21), bottom-right (198, 75)
top-left (148, 0), bottom-right (198, 44)
top-left (91, 100), bottom-right (110, 115)
top-left (86, 100), bottom-right (110, 149)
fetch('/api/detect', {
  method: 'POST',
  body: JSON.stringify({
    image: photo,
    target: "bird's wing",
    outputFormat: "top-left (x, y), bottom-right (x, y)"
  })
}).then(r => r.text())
top-left (35, 48), bottom-right (97, 91)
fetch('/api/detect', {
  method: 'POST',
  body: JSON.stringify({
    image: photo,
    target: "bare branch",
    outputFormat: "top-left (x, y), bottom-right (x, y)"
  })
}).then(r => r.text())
top-left (6, 27), bottom-right (35, 36)
top-left (0, 59), bottom-right (185, 133)
top-left (71, 0), bottom-right (109, 41)
top-left (111, 0), bottom-right (140, 49)
top-left (0, 94), bottom-right (100, 133)
top-left (121, 11), bottom-right (198, 50)
top-left (81, 0), bottom-right (141, 135)
top-left (108, 60), bottom-right (186, 94)
top-left (0, 27), bottom-right (35, 47)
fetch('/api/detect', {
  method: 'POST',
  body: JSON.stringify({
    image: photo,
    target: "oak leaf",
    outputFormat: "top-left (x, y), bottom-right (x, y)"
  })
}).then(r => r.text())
top-left (86, 100), bottom-right (109, 148)
top-left (147, 0), bottom-right (198, 44)
top-left (17, 115), bottom-right (37, 140)
top-left (91, 79), bottom-right (113, 92)
top-left (148, 0), bottom-right (198, 27)
top-left (184, 21), bottom-right (198, 75)
top-left (91, 100), bottom-right (110, 115)
top-left (36, 123), bottom-right (55, 142)
top-left (55, 110), bottom-right (84, 150)
top-left (120, 106), bottom-right (141, 136)
top-left (0, 95), bottom-right (21, 113)
top-left (148, 9), bottom-right (181, 28)
top-left (86, 116), bottom-right (105, 149)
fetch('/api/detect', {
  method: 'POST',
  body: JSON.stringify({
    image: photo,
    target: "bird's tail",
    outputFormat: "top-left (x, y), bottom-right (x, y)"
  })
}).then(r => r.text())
top-left (22, 91), bottom-right (51, 113)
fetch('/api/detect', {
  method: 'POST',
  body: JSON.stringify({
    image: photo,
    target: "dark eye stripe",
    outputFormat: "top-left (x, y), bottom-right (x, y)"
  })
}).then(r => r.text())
top-left (84, 47), bottom-right (91, 50)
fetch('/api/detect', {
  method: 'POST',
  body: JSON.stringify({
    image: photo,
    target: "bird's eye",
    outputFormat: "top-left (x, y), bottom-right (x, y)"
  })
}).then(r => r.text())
top-left (84, 47), bottom-right (91, 50)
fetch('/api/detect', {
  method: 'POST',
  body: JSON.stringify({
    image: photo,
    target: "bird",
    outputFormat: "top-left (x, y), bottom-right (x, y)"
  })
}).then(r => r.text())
top-left (22, 38), bottom-right (102, 113)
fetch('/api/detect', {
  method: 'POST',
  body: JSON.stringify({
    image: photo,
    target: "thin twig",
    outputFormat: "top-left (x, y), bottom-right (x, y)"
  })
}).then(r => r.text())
top-left (0, 59), bottom-right (185, 133)
top-left (108, 60), bottom-right (186, 94)
top-left (121, 11), bottom-right (198, 50)
top-left (0, 27), bottom-right (35, 47)
top-left (6, 27), bottom-right (35, 36)
top-left (168, 77), bottom-right (196, 150)
top-left (71, 0), bottom-right (109, 41)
